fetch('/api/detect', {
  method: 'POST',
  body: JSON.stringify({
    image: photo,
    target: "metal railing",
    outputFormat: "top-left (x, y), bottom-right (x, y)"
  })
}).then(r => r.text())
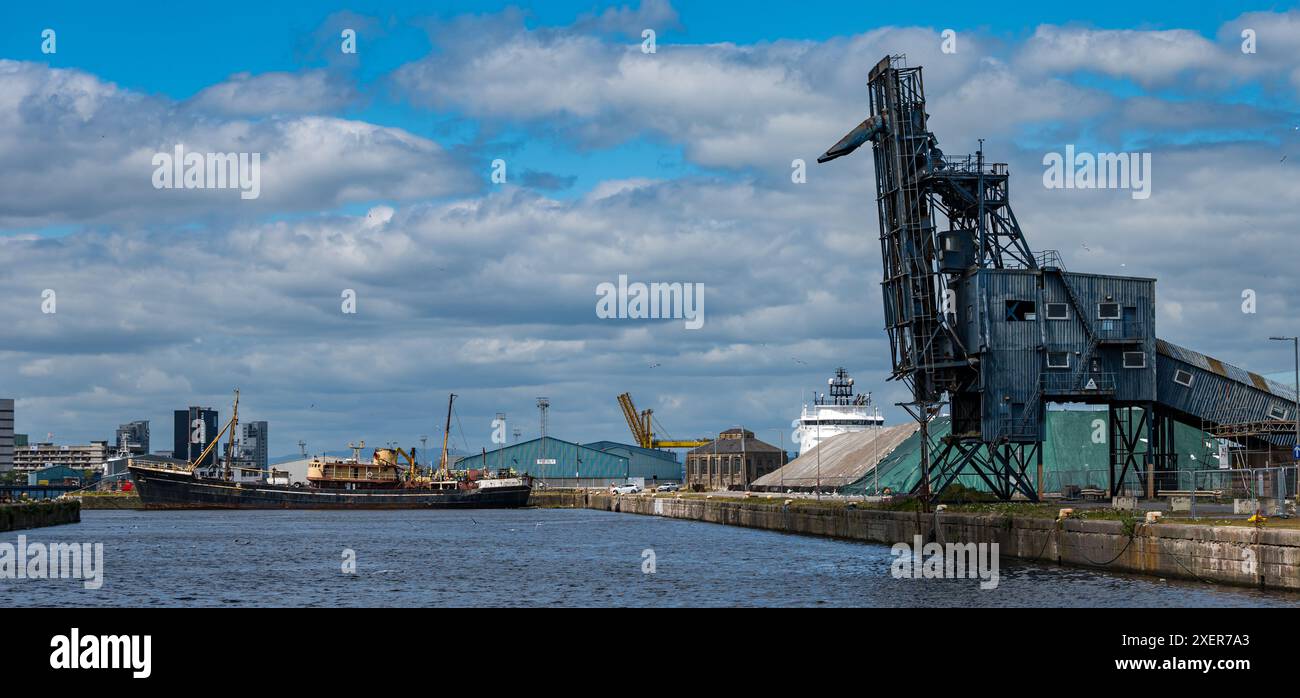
top-left (1041, 468), bottom-right (1148, 498)
top-left (1034, 249), bottom-right (1065, 270)
top-left (1094, 319), bottom-right (1147, 342)
top-left (1041, 372), bottom-right (1117, 395)
top-left (995, 418), bottom-right (1039, 441)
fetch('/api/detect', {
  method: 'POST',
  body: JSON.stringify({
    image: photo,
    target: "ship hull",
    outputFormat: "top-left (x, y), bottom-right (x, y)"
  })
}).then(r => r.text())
top-left (128, 465), bottom-right (532, 510)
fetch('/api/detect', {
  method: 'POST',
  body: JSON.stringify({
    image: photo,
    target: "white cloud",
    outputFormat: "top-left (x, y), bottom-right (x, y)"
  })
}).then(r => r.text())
top-left (186, 69), bottom-right (358, 116)
top-left (0, 61), bottom-right (474, 227)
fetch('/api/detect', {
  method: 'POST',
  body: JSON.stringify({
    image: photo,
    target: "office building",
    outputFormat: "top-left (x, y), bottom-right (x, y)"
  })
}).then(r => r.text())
top-left (239, 421), bottom-right (269, 470)
top-left (0, 399), bottom-right (13, 472)
top-left (174, 407), bottom-right (219, 467)
top-left (115, 420), bottom-right (150, 456)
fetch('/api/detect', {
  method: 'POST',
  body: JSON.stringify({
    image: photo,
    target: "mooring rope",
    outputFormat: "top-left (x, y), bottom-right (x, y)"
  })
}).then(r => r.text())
top-left (1072, 528), bottom-right (1135, 567)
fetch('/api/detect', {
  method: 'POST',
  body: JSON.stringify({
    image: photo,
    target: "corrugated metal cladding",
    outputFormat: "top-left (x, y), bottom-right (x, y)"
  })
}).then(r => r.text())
top-left (1156, 340), bottom-right (1298, 446)
top-left (456, 437), bottom-right (682, 483)
top-left (955, 268), bottom-right (1158, 442)
top-left (583, 441), bottom-right (683, 481)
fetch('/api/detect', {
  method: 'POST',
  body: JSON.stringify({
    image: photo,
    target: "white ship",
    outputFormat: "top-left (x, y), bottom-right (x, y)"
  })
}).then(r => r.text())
top-left (792, 368), bottom-right (884, 455)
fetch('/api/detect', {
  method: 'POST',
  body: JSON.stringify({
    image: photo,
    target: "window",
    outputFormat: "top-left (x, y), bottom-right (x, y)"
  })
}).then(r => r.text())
top-left (1098, 303), bottom-right (1121, 320)
top-left (1173, 369), bottom-right (1194, 387)
top-left (1047, 352), bottom-right (1070, 369)
top-left (1045, 303), bottom-right (1070, 320)
top-left (1269, 405), bottom-right (1289, 420)
top-left (1005, 300), bottom-right (1036, 321)
top-left (1123, 351), bottom-right (1146, 369)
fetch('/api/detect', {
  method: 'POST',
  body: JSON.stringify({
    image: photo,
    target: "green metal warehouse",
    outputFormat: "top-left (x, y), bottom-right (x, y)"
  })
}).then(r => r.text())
top-left (456, 437), bottom-right (682, 488)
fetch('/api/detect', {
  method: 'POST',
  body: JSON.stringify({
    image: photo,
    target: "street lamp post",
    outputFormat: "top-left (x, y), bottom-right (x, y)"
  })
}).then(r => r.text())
top-left (1269, 336), bottom-right (1300, 465)
top-left (771, 428), bottom-right (785, 493)
top-left (815, 404), bottom-right (821, 500)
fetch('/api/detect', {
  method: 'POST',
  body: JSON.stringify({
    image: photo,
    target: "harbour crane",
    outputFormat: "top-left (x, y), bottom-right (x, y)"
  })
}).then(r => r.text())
top-left (616, 393), bottom-right (710, 449)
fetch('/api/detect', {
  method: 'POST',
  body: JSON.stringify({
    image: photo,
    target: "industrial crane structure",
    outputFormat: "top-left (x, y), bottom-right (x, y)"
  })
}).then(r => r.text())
top-left (819, 55), bottom-right (1298, 501)
top-left (617, 393), bottom-right (710, 450)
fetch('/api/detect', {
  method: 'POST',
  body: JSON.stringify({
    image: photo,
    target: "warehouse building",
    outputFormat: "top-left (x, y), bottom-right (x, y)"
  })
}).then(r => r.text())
top-left (755, 411), bottom-right (1225, 497)
top-left (456, 437), bottom-right (682, 488)
top-left (686, 428), bottom-right (786, 491)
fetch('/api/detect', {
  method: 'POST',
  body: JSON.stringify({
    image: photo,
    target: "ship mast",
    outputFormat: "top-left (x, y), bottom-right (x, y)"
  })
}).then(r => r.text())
top-left (186, 389), bottom-right (240, 477)
top-left (225, 389), bottom-right (240, 480)
top-left (438, 393), bottom-right (457, 479)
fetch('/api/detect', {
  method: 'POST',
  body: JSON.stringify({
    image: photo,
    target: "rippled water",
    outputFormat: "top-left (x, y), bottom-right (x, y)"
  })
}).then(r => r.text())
top-left (1, 509), bottom-right (1297, 607)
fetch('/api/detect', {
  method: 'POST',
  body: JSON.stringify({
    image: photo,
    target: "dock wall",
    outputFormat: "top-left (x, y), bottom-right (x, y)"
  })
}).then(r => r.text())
top-left (530, 491), bottom-right (1300, 591)
top-left (0, 500), bottom-right (81, 532)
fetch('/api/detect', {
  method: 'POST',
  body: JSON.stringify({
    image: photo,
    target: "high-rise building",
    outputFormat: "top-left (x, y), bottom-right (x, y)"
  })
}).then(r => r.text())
top-left (173, 407), bottom-right (219, 467)
top-left (0, 399), bottom-right (13, 473)
top-left (239, 421), bottom-right (269, 471)
top-left (115, 420), bottom-right (150, 455)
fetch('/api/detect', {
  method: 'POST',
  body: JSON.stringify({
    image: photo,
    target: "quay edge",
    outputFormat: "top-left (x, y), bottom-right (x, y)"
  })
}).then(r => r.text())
top-left (530, 491), bottom-right (1300, 592)
top-left (0, 500), bottom-right (81, 532)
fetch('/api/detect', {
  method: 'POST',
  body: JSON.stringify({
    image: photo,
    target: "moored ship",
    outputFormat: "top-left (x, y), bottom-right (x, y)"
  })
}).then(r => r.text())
top-left (128, 391), bottom-right (532, 510)
top-left (791, 368), bottom-right (884, 455)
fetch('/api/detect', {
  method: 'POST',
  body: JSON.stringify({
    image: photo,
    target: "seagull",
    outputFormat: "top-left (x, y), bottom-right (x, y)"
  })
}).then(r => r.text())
top-left (649, 362), bottom-right (661, 368)
top-left (791, 357), bottom-right (807, 365)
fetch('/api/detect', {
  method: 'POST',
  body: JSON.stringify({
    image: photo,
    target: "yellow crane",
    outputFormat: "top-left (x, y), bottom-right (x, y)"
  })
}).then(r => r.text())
top-left (617, 393), bottom-right (710, 449)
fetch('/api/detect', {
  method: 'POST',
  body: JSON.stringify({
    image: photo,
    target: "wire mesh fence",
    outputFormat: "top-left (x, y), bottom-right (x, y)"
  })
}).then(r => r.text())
top-left (1189, 466), bottom-right (1298, 518)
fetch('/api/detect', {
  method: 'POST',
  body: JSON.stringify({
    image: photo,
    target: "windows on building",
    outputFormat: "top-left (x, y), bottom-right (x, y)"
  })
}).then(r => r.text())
top-left (1045, 303), bottom-right (1070, 320)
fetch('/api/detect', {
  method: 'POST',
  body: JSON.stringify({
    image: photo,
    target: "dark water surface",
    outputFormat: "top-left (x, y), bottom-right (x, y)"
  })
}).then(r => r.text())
top-left (2, 509), bottom-right (1297, 607)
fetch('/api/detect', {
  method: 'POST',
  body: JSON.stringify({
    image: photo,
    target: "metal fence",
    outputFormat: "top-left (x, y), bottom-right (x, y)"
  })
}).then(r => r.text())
top-left (1189, 466), bottom-right (1298, 518)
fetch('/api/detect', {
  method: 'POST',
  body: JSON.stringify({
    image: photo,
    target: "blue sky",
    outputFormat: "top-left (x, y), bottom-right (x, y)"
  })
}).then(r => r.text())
top-left (1, 1), bottom-right (1298, 457)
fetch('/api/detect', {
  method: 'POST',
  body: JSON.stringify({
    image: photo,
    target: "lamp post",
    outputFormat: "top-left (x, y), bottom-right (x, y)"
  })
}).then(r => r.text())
top-left (815, 402), bottom-right (822, 500)
top-left (735, 424), bottom-right (747, 491)
top-left (1269, 336), bottom-right (1300, 466)
top-left (771, 428), bottom-right (785, 493)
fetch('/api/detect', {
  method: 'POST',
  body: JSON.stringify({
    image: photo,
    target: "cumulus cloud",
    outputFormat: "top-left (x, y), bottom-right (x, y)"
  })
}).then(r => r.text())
top-left (0, 60), bottom-right (475, 228)
top-left (1018, 11), bottom-right (1300, 93)
top-left (392, 17), bottom-right (1066, 168)
top-left (186, 69), bottom-right (359, 115)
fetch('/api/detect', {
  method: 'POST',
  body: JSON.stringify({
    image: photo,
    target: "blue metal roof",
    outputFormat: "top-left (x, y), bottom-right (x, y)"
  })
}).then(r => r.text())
top-left (582, 441), bottom-right (679, 463)
top-left (457, 437), bottom-right (632, 481)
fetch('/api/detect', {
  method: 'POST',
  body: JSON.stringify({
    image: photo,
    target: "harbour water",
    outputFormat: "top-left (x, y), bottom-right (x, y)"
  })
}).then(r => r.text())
top-left (2, 509), bottom-right (1297, 607)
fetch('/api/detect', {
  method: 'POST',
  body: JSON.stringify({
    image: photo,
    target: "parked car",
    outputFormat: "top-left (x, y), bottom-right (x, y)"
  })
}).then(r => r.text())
top-left (655, 483), bottom-right (680, 492)
top-left (611, 483), bottom-right (642, 494)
